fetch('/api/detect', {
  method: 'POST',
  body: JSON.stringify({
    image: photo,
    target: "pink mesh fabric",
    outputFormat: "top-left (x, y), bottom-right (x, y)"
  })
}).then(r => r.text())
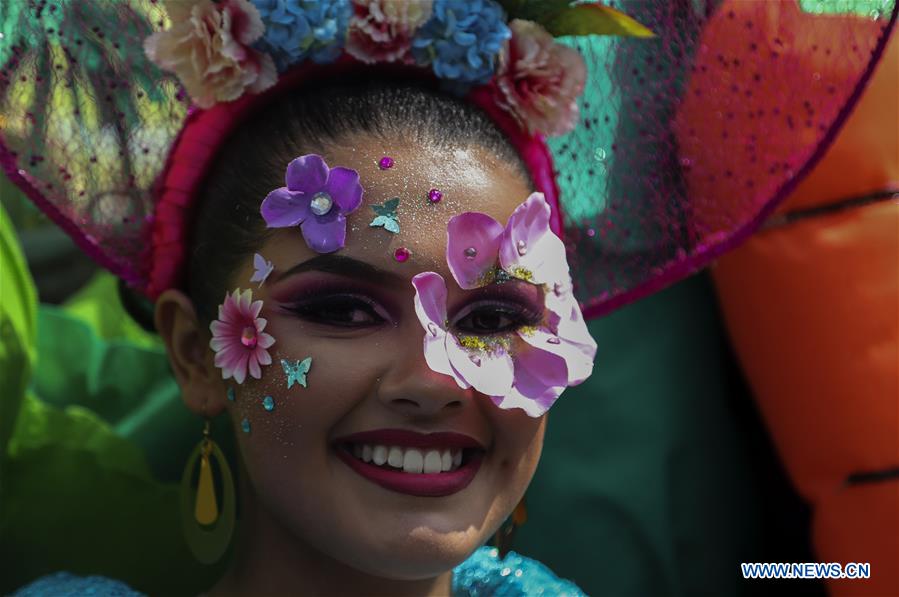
top-left (0, 0), bottom-right (187, 288)
top-left (0, 0), bottom-right (895, 317)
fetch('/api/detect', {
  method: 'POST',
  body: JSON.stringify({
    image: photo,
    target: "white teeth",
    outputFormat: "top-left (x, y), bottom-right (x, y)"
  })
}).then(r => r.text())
top-left (387, 446), bottom-right (404, 468)
top-left (402, 449), bottom-right (424, 473)
top-left (372, 445), bottom-right (388, 466)
top-left (350, 444), bottom-right (468, 473)
top-left (423, 450), bottom-right (443, 474)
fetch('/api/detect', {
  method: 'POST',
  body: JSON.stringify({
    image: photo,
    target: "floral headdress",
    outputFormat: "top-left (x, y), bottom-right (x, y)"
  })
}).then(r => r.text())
top-left (0, 0), bottom-right (894, 315)
top-left (142, 0), bottom-right (652, 133)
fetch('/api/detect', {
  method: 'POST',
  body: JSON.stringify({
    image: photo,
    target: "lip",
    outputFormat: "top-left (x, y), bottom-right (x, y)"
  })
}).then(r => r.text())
top-left (333, 429), bottom-right (487, 498)
top-left (335, 447), bottom-right (484, 497)
top-left (334, 429), bottom-right (486, 451)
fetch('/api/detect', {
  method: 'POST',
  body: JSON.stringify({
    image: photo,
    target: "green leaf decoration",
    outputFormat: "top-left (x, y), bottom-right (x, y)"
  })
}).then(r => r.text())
top-left (545, 3), bottom-right (655, 38)
top-left (372, 197), bottom-right (400, 217)
top-left (496, 0), bottom-right (654, 38)
top-left (370, 215), bottom-right (400, 234)
top-left (370, 198), bottom-right (400, 233)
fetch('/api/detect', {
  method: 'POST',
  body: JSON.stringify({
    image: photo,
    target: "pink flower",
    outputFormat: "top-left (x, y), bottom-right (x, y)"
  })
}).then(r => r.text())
top-left (345, 0), bottom-right (433, 64)
top-left (412, 193), bottom-right (597, 417)
top-left (144, 0), bottom-right (277, 109)
top-left (494, 19), bottom-right (587, 137)
top-left (210, 289), bottom-right (276, 384)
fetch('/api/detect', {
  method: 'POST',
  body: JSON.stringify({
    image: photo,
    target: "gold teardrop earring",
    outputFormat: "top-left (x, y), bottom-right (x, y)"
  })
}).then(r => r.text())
top-left (180, 416), bottom-right (236, 564)
top-left (494, 496), bottom-right (528, 560)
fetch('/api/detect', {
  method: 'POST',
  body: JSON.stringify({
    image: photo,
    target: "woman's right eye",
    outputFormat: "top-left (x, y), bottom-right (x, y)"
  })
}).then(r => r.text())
top-left (284, 296), bottom-right (386, 328)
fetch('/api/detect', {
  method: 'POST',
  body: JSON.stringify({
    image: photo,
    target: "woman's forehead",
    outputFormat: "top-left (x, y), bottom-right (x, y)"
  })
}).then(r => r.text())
top-left (270, 138), bottom-right (532, 275)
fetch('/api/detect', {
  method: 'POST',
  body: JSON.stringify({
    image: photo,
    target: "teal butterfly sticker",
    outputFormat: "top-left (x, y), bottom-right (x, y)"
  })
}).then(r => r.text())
top-left (369, 198), bottom-right (400, 234)
top-left (281, 357), bottom-right (312, 389)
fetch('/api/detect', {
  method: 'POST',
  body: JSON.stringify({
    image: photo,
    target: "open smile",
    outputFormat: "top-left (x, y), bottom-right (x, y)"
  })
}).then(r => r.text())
top-left (333, 429), bottom-right (487, 497)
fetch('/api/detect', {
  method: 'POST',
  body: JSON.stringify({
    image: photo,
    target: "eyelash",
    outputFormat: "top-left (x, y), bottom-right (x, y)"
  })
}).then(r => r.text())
top-left (282, 293), bottom-right (389, 328)
top-left (282, 293), bottom-right (542, 334)
top-left (451, 300), bottom-right (543, 335)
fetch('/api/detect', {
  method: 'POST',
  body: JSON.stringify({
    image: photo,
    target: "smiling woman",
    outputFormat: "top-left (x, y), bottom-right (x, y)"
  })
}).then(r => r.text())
top-left (145, 75), bottom-right (591, 595)
top-left (5, 0), bottom-right (894, 595)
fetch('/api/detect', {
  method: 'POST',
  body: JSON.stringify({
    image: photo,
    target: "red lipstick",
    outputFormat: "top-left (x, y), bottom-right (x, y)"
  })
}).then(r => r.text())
top-left (333, 429), bottom-right (486, 498)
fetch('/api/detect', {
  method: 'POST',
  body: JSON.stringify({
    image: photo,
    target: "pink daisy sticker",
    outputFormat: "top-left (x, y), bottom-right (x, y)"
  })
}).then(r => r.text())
top-left (209, 289), bottom-right (276, 384)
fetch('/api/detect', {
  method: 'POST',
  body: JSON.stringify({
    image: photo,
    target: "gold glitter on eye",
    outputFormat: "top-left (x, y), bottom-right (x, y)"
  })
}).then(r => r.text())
top-left (507, 266), bottom-right (535, 283)
top-left (517, 325), bottom-right (537, 337)
top-left (457, 334), bottom-right (513, 355)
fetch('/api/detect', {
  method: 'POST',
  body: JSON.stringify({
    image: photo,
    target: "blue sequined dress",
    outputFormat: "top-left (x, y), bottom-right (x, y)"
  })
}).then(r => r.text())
top-left (14, 547), bottom-right (585, 596)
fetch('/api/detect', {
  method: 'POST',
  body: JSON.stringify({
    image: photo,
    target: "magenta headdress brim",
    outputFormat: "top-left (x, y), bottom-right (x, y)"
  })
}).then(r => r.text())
top-left (0, 1), bottom-right (895, 317)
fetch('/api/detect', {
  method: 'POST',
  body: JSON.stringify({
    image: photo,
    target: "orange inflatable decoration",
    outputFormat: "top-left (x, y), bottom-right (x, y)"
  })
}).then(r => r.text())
top-left (677, 3), bottom-right (898, 596)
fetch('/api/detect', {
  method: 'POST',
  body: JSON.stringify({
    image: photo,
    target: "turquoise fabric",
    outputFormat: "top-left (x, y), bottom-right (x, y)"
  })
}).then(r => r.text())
top-left (13, 547), bottom-right (584, 597)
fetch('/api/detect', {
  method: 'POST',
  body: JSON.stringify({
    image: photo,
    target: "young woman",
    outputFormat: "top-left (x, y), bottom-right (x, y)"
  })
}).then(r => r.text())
top-left (2, 0), bottom-right (892, 595)
top-left (151, 76), bottom-right (596, 596)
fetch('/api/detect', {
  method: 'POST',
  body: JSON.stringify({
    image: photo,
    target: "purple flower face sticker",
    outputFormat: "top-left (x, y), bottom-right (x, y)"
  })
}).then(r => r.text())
top-left (260, 154), bottom-right (364, 253)
top-left (412, 192), bottom-right (597, 417)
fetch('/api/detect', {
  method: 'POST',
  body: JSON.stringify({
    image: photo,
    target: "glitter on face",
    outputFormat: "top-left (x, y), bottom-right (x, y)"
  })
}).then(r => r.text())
top-left (427, 188), bottom-right (443, 203)
top-left (394, 247), bottom-right (411, 262)
top-left (378, 156), bottom-right (394, 170)
top-left (464, 247), bottom-right (478, 260)
top-left (263, 395), bottom-right (275, 411)
top-left (241, 418), bottom-right (251, 433)
top-left (240, 326), bottom-right (258, 348)
top-left (458, 334), bottom-right (513, 355)
top-left (507, 266), bottom-right (534, 283)
top-left (309, 191), bottom-right (334, 216)
top-left (227, 387), bottom-right (235, 401)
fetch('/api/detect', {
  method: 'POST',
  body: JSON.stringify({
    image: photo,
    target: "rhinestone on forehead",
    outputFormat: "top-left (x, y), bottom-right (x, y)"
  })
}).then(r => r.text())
top-left (394, 247), bottom-right (411, 262)
top-left (309, 192), bottom-right (334, 216)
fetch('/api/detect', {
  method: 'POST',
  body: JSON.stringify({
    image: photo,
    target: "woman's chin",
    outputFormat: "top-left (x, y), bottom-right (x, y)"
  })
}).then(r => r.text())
top-left (349, 536), bottom-right (480, 581)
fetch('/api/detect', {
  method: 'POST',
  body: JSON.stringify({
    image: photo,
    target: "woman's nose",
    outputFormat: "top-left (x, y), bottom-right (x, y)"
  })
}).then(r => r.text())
top-left (376, 331), bottom-right (471, 417)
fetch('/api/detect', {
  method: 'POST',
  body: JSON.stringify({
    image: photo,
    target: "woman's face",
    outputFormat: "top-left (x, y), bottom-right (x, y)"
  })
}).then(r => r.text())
top-left (207, 136), bottom-right (544, 579)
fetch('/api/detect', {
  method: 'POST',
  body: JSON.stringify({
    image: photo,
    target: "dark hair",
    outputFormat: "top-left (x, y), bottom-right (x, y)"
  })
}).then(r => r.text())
top-left (171, 74), bottom-right (530, 324)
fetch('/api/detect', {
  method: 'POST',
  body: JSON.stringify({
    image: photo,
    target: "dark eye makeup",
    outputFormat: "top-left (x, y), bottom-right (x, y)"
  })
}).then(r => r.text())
top-left (277, 280), bottom-right (395, 329)
top-left (275, 275), bottom-right (544, 335)
top-left (451, 299), bottom-right (543, 335)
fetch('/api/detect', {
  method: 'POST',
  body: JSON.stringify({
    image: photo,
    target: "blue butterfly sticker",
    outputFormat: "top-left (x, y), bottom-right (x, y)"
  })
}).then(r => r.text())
top-left (250, 253), bottom-right (274, 286)
top-left (369, 198), bottom-right (400, 234)
top-left (281, 357), bottom-right (312, 389)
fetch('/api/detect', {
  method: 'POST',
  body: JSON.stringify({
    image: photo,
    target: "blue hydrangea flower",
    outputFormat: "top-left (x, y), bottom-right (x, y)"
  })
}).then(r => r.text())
top-left (411, 0), bottom-right (511, 86)
top-left (251, 0), bottom-right (352, 70)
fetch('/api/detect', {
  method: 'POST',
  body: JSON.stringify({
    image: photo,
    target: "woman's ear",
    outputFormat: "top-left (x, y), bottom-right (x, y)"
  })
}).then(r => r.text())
top-left (155, 289), bottom-right (227, 417)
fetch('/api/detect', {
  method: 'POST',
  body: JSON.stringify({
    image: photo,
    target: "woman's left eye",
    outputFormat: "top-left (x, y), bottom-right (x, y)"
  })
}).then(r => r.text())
top-left (453, 302), bottom-right (541, 335)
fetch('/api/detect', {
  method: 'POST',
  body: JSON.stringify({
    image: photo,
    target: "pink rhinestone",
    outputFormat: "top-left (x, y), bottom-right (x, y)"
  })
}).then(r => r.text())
top-left (240, 326), bottom-right (258, 348)
top-left (427, 188), bottom-right (443, 203)
top-left (378, 156), bottom-right (394, 170)
top-left (394, 247), bottom-right (411, 262)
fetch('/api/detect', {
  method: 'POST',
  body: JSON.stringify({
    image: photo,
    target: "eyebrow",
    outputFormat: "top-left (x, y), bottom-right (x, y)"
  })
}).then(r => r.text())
top-left (273, 254), bottom-right (405, 285)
